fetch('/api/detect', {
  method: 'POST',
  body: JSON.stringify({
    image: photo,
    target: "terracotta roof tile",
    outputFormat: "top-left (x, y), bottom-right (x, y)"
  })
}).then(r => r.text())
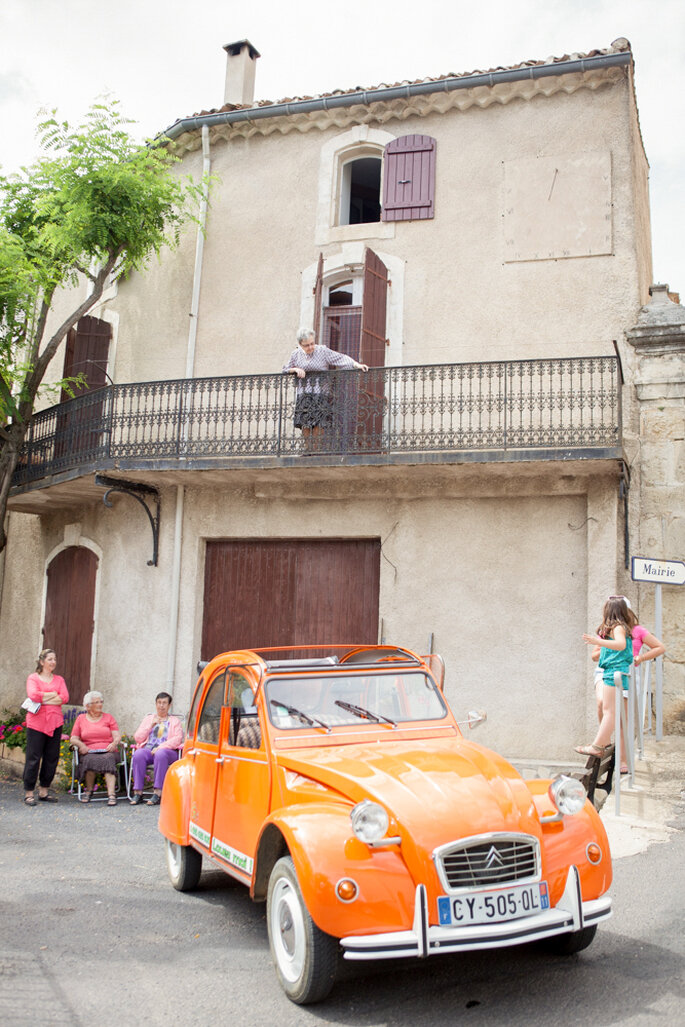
top-left (170, 40), bottom-right (632, 127)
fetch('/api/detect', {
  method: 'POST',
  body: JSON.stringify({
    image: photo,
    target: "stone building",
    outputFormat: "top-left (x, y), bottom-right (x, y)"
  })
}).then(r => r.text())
top-left (1, 37), bottom-right (682, 756)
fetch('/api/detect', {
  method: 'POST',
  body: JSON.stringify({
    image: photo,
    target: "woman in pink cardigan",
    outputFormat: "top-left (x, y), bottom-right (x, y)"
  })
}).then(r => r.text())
top-left (129, 692), bottom-right (183, 805)
top-left (23, 648), bottom-right (69, 805)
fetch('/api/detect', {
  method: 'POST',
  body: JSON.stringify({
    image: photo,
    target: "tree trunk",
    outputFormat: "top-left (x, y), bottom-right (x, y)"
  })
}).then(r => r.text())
top-left (0, 422), bottom-right (29, 553)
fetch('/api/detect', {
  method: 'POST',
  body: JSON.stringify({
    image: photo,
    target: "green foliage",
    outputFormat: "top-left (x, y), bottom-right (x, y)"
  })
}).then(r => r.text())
top-left (0, 98), bottom-right (203, 427)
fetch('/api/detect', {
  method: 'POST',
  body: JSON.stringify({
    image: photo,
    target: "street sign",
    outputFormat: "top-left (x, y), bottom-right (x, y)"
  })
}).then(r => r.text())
top-left (631, 556), bottom-right (685, 585)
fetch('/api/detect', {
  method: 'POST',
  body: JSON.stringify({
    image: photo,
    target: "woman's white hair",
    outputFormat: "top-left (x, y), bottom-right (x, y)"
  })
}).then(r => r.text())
top-left (297, 327), bottom-right (315, 344)
top-left (83, 690), bottom-right (104, 706)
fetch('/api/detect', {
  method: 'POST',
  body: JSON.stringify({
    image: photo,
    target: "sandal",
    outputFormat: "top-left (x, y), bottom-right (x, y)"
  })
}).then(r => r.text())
top-left (574, 743), bottom-right (608, 757)
top-left (24, 796), bottom-right (37, 806)
top-left (129, 793), bottom-right (143, 805)
top-left (146, 794), bottom-right (161, 806)
top-left (620, 764), bottom-right (629, 775)
top-left (38, 793), bottom-right (58, 803)
top-left (107, 795), bottom-right (117, 806)
top-left (79, 791), bottom-right (93, 804)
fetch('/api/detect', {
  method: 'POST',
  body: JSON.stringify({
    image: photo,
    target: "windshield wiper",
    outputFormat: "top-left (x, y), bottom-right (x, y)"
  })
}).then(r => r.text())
top-left (334, 700), bottom-right (396, 727)
top-left (270, 699), bottom-right (330, 731)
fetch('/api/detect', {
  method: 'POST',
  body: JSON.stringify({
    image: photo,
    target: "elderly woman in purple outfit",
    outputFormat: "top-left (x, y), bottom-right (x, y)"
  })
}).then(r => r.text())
top-left (129, 692), bottom-right (183, 806)
top-left (282, 328), bottom-right (368, 450)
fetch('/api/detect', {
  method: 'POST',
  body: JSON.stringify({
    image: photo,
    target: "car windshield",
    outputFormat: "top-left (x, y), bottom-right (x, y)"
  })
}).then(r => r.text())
top-left (266, 671), bottom-right (447, 729)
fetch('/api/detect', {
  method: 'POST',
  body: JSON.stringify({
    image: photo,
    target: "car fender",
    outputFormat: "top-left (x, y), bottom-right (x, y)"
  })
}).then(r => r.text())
top-left (158, 758), bottom-right (194, 845)
top-left (531, 786), bottom-right (613, 902)
top-left (258, 801), bottom-right (416, 939)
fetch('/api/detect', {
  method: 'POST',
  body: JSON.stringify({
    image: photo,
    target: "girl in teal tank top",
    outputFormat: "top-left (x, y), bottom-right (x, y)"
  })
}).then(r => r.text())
top-left (576, 596), bottom-right (636, 758)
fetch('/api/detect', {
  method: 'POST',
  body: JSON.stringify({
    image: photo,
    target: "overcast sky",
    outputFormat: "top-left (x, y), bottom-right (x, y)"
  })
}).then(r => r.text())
top-left (1, 0), bottom-right (683, 294)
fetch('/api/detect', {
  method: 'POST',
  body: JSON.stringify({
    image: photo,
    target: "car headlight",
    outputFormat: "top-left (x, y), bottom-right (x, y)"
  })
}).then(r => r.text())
top-left (350, 800), bottom-right (389, 843)
top-left (548, 774), bottom-right (586, 816)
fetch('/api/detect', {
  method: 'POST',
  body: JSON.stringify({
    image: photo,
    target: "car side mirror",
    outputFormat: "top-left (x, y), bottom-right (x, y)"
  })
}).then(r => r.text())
top-left (456, 709), bottom-right (487, 730)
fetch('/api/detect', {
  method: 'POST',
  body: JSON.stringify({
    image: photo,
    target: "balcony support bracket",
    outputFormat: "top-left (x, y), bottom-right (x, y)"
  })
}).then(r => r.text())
top-left (95, 474), bottom-right (160, 567)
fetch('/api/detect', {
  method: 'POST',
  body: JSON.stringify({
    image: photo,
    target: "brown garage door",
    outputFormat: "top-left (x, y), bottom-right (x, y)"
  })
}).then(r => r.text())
top-left (201, 539), bottom-right (381, 660)
top-left (42, 546), bottom-right (98, 706)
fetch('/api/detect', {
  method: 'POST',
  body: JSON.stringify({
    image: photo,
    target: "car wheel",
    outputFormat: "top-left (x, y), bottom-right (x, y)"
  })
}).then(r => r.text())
top-left (544, 924), bottom-right (597, 955)
top-left (165, 838), bottom-right (202, 892)
top-left (266, 855), bottom-right (338, 1004)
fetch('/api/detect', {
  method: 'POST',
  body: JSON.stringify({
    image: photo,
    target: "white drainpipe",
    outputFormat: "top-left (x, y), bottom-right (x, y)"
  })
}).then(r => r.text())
top-left (166, 125), bottom-right (211, 700)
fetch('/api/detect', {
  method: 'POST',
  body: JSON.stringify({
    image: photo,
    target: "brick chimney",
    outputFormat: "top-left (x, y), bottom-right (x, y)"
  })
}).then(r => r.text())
top-left (223, 39), bottom-right (260, 106)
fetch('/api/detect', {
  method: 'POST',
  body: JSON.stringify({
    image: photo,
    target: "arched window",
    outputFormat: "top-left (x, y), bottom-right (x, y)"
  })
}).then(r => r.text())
top-left (339, 157), bottom-right (382, 225)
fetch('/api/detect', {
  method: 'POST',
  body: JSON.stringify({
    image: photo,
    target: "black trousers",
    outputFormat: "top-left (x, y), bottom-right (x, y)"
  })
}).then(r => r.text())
top-left (23, 725), bottom-right (62, 791)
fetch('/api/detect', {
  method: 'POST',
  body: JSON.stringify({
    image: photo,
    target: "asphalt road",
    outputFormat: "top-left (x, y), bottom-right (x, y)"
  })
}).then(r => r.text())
top-left (1, 779), bottom-right (684, 1027)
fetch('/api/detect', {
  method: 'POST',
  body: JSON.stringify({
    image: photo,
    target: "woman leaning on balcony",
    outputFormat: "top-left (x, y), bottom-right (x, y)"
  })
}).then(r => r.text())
top-left (282, 328), bottom-right (368, 450)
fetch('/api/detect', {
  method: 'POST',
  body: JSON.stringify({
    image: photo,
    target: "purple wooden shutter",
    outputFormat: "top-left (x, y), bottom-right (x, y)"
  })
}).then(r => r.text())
top-left (382, 135), bottom-right (436, 222)
top-left (361, 248), bottom-right (388, 367)
top-left (313, 253), bottom-right (324, 343)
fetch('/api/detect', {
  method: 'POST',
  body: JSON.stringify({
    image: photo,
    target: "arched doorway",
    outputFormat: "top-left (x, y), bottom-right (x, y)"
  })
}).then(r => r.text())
top-left (42, 547), bottom-right (98, 706)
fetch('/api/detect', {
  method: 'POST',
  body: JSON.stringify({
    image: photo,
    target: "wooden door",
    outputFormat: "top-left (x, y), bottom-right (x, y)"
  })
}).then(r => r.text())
top-left (201, 539), bottom-right (381, 660)
top-left (42, 547), bottom-right (98, 706)
top-left (56, 316), bottom-right (111, 463)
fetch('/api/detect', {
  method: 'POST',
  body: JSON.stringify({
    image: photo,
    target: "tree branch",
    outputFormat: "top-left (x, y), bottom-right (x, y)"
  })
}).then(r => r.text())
top-left (24, 248), bottom-right (122, 404)
top-left (73, 263), bottom-right (98, 283)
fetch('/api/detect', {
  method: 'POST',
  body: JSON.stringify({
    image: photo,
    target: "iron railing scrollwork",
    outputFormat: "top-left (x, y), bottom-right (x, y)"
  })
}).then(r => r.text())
top-left (13, 357), bottom-right (621, 486)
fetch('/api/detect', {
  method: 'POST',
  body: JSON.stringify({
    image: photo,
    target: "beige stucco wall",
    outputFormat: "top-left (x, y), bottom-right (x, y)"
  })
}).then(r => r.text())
top-left (0, 465), bottom-right (621, 759)
top-left (1, 57), bottom-right (663, 762)
top-left (86, 66), bottom-right (652, 387)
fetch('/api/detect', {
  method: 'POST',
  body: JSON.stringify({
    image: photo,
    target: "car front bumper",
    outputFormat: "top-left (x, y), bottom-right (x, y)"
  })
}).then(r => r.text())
top-left (340, 865), bottom-right (611, 960)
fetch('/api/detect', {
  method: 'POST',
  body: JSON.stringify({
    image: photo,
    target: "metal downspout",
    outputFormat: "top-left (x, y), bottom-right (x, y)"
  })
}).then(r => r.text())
top-left (166, 126), bottom-right (211, 698)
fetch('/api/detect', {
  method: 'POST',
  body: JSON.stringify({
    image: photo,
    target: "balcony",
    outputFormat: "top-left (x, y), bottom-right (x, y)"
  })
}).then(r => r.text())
top-left (11, 356), bottom-right (623, 508)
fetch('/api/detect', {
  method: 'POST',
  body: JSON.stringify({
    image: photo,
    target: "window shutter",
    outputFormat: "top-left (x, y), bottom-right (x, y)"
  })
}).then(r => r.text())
top-left (361, 248), bottom-right (388, 367)
top-left (381, 135), bottom-right (436, 222)
top-left (313, 252), bottom-right (324, 343)
top-left (61, 315), bottom-right (112, 399)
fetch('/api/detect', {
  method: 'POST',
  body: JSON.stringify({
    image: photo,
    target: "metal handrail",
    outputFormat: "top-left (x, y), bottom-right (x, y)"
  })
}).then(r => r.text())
top-left (13, 356), bottom-right (622, 487)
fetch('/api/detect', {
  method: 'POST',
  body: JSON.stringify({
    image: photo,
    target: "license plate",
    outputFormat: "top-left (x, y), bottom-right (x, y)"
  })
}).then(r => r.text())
top-left (437, 881), bottom-right (549, 926)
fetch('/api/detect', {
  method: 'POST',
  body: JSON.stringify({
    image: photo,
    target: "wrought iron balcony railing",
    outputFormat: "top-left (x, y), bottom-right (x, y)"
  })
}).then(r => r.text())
top-left (13, 357), bottom-right (622, 487)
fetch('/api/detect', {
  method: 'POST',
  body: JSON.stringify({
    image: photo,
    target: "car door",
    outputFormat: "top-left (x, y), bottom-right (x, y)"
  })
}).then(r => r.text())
top-left (188, 669), bottom-right (226, 852)
top-left (210, 667), bottom-right (271, 882)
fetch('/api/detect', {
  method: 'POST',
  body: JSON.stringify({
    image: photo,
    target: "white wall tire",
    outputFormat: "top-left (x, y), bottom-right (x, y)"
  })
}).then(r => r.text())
top-left (266, 856), bottom-right (338, 1004)
top-left (165, 838), bottom-right (202, 892)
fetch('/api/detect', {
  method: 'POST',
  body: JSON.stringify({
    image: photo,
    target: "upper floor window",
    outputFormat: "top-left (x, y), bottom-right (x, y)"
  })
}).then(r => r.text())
top-left (340, 157), bottom-right (382, 225)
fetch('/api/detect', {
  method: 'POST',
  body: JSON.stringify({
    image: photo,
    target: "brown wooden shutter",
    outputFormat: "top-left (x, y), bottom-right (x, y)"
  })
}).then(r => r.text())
top-left (43, 546), bottom-right (98, 706)
top-left (61, 315), bottom-right (112, 399)
top-left (361, 248), bottom-right (388, 368)
top-left (57, 315), bottom-right (112, 461)
top-left (382, 135), bottom-right (436, 222)
top-left (313, 253), bottom-right (324, 343)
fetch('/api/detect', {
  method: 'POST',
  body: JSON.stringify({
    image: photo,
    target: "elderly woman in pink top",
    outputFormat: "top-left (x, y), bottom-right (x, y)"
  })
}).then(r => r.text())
top-left (70, 691), bottom-right (121, 805)
top-left (129, 692), bottom-right (184, 806)
top-left (23, 648), bottom-right (69, 806)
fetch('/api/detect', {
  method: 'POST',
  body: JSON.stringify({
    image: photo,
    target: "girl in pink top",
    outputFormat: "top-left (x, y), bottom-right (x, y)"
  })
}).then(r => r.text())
top-left (23, 648), bottom-right (69, 806)
top-left (632, 624), bottom-right (665, 665)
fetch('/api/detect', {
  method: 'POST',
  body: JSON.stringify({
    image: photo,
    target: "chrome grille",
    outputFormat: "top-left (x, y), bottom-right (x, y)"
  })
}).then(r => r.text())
top-left (437, 835), bottom-right (539, 891)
